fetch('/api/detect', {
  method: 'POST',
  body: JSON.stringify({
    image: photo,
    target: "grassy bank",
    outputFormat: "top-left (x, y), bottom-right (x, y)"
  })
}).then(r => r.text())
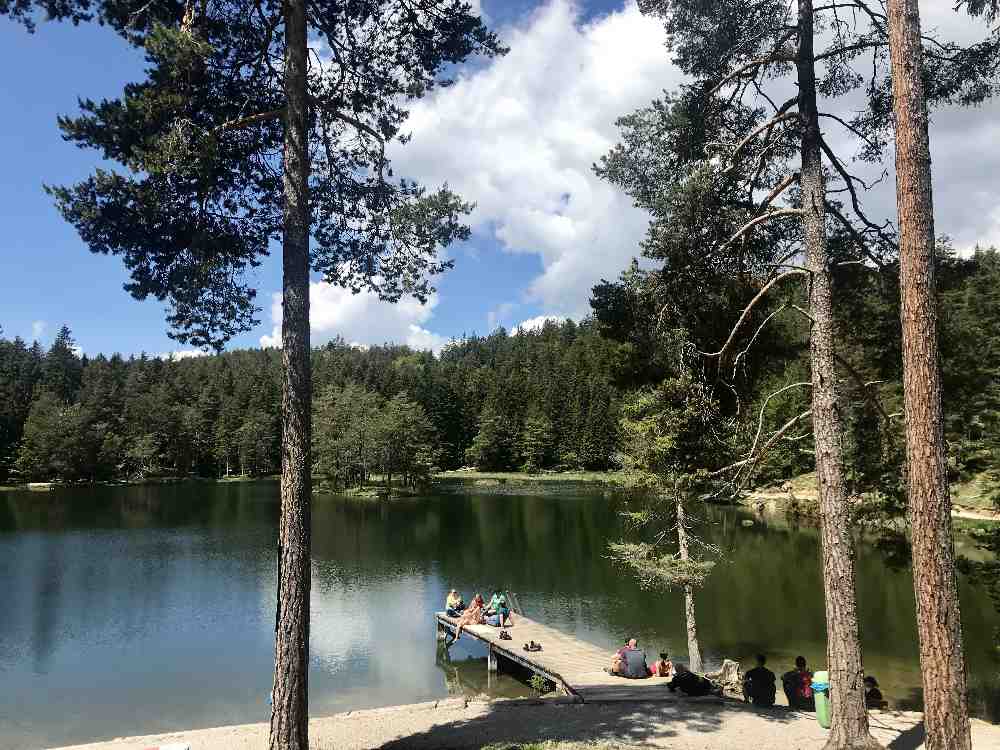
top-left (435, 470), bottom-right (624, 484)
top-left (747, 471), bottom-right (999, 523)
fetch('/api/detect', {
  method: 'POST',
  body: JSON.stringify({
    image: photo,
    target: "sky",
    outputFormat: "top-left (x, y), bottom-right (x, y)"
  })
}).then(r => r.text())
top-left (1, 0), bottom-right (999, 358)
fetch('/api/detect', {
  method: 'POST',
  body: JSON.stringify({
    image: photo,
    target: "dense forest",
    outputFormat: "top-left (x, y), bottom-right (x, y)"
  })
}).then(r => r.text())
top-left (2, 245), bottom-right (999, 499)
top-left (0, 317), bottom-right (620, 483)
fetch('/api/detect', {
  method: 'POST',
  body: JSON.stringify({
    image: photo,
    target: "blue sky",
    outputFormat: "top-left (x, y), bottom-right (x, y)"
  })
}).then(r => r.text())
top-left (0, 6), bottom-right (550, 356)
top-left (3, 1), bottom-right (999, 356)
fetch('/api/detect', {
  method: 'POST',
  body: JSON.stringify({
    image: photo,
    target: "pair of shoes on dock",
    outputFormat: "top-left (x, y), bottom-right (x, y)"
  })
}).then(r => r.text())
top-left (499, 630), bottom-right (512, 641)
top-left (523, 640), bottom-right (542, 652)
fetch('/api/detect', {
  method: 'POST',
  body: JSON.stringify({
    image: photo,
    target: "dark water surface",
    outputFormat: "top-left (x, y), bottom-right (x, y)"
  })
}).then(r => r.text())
top-left (1, 481), bottom-right (998, 749)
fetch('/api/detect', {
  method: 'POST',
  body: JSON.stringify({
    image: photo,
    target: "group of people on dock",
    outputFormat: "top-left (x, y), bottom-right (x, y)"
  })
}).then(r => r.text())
top-left (743, 653), bottom-right (885, 710)
top-left (444, 588), bottom-right (512, 642)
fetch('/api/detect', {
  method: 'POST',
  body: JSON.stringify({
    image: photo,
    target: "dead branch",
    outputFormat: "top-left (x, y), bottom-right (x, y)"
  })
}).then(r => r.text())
top-left (825, 202), bottom-right (889, 271)
top-left (718, 208), bottom-right (804, 254)
top-left (212, 108), bottom-right (285, 134)
top-left (701, 269), bottom-right (807, 360)
top-left (709, 409), bottom-right (813, 478)
top-left (758, 172), bottom-right (800, 212)
top-left (732, 303), bottom-right (788, 380)
top-left (707, 44), bottom-right (797, 96)
top-left (819, 136), bottom-right (898, 252)
top-left (726, 111), bottom-right (800, 166)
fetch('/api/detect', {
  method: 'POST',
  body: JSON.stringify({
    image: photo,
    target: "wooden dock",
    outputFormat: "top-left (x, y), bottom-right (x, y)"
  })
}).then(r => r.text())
top-left (435, 612), bottom-right (681, 702)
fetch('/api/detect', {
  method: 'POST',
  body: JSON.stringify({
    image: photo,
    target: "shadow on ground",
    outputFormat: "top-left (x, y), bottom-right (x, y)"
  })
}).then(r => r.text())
top-left (377, 696), bottom-right (800, 750)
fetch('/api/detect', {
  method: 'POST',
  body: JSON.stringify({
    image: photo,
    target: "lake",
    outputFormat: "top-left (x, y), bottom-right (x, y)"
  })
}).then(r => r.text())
top-left (1, 481), bottom-right (998, 749)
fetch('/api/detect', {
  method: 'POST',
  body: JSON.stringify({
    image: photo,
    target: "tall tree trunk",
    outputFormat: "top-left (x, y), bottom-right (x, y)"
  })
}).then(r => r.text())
top-left (797, 3), bottom-right (878, 748)
top-left (269, 0), bottom-right (311, 746)
top-left (886, 3), bottom-right (972, 748)
top-left (675, 494), bottom-right (703, 673)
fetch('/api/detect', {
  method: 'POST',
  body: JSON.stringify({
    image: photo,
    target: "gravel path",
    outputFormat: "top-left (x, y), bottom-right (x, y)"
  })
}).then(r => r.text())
top-left (50, 696), bottom-right (1000, 750)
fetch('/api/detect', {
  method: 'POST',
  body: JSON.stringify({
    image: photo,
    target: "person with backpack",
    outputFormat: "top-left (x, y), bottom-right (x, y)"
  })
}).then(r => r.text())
top-left (782, 655), bottom-right (815, 710)
top-left (743, 654), bottom-right (777, 707)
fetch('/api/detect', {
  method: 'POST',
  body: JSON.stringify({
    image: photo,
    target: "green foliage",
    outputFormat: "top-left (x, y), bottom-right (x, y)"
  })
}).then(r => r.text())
top-left (518, 413), bottom-right (554, 473)
top-left (607, 541), bottom-right (715, 589)
top-left (527, 674), bottom-right (551, 693)
top-left (465, 408), bottom-right (517, 471)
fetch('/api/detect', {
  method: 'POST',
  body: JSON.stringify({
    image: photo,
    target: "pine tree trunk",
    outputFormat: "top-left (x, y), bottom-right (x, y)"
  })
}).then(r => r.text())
top-left (886, 3), bottom-right (972, 747)
top-left (675, 494), bottom-right (703, 673)
top-left (797, 3), bottom-right (878, 747)
top-left (269, 0), bottom-right (311, 746)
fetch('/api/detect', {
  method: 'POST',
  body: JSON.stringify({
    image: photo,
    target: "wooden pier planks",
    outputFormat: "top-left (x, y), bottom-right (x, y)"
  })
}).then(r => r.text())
top-left (435, 612), bottom-right (681, 703)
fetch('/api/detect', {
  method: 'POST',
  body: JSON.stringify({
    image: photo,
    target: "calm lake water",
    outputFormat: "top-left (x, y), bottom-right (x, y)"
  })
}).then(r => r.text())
top-left (1, 481), bottom-right (998, 749)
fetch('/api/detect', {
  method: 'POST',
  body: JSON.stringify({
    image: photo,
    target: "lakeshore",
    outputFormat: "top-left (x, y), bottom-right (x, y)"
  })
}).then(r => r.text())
top-left (48, 696), bottom-right (1000, 750)
top-left (4, 481), bottom-right (999, 748)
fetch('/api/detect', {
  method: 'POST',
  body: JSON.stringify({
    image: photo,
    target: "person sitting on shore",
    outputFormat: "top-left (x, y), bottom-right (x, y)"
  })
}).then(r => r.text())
top-left (485, 589), bottom-right (511, 627)
top-left (743, 654), bottom-right (777, 707)
top-left (607, 639), bottom-right (628, 675)
top-left (864, 675), bottom-right (886, 710)
top-left (605, 638), bottom-right (652, 679)
top-left (782, 656), bottom-right (815, 710)
top-left (652, 651), bottom-right (673, 678)
top-left (450, 594), bottom-right (485, 642)
top-left (445, 589), bottom-right (466, 618)
top-left (669, 664), bottom-right (720, 697)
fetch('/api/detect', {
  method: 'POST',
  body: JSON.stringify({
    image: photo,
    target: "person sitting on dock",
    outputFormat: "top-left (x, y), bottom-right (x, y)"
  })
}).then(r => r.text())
top-left (446, 589), bottom-right (466, 617)
top-left (605, 638), bottom-right (652, 679)
top-left (742, 654), bottom-right (776, 707)
top-left (652, 651), bottom-right (673, 678)
top-left (485, 589), bottom-right (511, 627)
top-left (450, 594), bottom-right (485, 643)
top-left (669, 664), bottom-right (720, 697)
top-left (782, 656), bottom-right (815, 710)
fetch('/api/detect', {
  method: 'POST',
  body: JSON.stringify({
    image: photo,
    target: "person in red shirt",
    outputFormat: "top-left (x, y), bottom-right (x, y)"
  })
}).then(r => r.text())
top-left (781, 655), bottom-right (815, 710)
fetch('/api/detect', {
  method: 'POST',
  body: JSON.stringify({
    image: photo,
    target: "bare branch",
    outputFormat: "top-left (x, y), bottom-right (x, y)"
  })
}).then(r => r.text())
top-left (707, 42), bottom-right (797, 96)
top-left (825, 202), bottom-right (889, 270)
top-left (725, 111), bottom-right (800, 166)
top-left (732, 303), bottom-right (788, 379)
top-left (701, 269), bottom-right (807, 359)
top-left (759, 172), bottom-right (800, 212)
top-left (710, 409), bottom-right (813, 478)
top-left (813, 40), bottom-right (884, 62)
top-left (718, 208), bottom-right (804, 253)
top-left (819, 136), bottom-right (898, 253)
top-left (212, 108), bottom-right (285, 134)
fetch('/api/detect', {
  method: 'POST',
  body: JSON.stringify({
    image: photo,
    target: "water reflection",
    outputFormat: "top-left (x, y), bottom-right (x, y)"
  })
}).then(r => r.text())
top-left (0, 482), bottom-right (998, 750)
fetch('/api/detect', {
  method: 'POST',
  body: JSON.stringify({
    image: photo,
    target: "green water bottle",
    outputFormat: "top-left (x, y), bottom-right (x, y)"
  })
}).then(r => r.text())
top-left (812, 670), bottom-right (831, 729)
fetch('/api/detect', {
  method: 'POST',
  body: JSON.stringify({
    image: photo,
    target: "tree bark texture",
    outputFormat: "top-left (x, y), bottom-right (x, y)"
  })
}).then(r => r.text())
top-left (675, 494), bottom-right (703, 674)
top-left (269, 0), bottom-right (312, 748)
top-left (797, 2), bottom-right (878, 747)
top-left (886, 2), bottom-right (972, 748)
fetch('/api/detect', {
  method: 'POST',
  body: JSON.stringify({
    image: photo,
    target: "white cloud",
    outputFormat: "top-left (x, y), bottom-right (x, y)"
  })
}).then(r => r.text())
top-left (514, 314), bottom-right (563, 334)
top-left (260, 282), bottom-right (449, 353)
top-left (31, 320), bottom-right (46, 340)
top-left (392, 0), bottom-right (680, 318)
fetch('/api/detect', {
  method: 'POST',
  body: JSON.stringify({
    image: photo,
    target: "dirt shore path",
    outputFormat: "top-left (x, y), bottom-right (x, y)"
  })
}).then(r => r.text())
top-left (50, 696), bottom-right (1000, 750)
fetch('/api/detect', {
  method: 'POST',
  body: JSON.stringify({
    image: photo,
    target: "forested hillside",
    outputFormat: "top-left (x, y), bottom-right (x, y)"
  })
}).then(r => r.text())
top-left (2, 246), bottom-right (999, 491)
top-left (0, 318), bottom-right (621, 482)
